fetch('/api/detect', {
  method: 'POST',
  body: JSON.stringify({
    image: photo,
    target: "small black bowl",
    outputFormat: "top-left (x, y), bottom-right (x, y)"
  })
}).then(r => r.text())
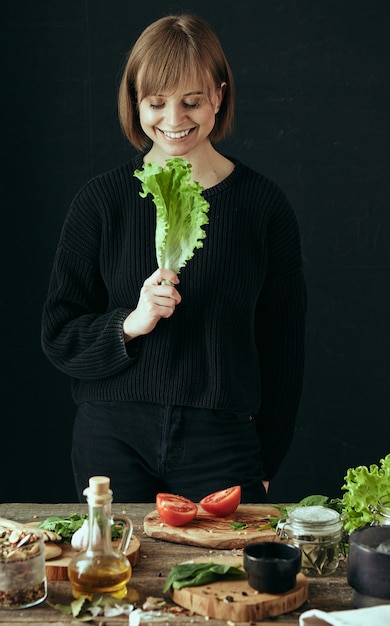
top-left (243, 542), bottom-right (301, 594)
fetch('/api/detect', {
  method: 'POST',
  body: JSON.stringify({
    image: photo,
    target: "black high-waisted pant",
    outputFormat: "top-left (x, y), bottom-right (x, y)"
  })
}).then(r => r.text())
top-left (71, 400), bottom-right (268, 503)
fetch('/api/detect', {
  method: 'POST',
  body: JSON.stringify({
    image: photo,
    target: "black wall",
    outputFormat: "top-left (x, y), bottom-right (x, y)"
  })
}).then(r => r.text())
top-left (2, 1), bottom-right (389, 503)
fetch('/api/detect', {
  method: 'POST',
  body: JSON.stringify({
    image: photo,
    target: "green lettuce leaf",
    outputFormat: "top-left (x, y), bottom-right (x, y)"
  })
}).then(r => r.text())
top-left (134, 158), bottom-right (210, 274)
top-left (338, 453), bottom-right (390, 533)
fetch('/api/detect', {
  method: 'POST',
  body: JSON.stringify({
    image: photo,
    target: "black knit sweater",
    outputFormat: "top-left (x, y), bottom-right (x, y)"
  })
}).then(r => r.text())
top-left (41, 154), bottom-right (306, 480)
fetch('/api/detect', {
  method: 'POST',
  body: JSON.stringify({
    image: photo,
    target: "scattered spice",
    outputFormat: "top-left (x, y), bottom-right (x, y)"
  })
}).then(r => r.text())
top-left (0, 581), bottom-right (46, 609)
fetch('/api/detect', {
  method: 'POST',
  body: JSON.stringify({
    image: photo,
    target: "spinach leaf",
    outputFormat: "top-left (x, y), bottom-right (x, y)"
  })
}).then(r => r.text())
top-left (163, 562), bottom-right (245, 592)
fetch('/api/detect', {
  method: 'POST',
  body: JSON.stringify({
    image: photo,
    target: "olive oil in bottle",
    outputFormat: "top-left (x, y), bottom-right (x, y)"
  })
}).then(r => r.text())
top-left (68, 476), bottom-right (132, 599)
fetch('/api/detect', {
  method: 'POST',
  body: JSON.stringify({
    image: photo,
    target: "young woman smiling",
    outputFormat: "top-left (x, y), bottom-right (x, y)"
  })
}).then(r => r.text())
top-left (42, 14), bottom-right (306, 504)
top-left (136, 84), bottom-right (234, 189)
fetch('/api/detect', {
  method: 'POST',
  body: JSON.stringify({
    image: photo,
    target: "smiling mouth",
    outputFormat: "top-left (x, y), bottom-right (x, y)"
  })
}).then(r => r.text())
top-left (159, 128), bottom-right (194, 139)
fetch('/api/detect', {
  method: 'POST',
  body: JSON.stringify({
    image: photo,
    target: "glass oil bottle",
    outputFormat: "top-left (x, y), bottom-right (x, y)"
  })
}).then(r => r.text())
top-left (68, 476), bottom-right (133, 599)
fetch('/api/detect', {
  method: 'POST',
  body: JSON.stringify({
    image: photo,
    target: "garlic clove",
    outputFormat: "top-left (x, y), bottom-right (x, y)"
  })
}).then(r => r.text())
top-left (90, 518), bottom-right (103, 549)
top-left (71, 519), bottom-right (89, 551)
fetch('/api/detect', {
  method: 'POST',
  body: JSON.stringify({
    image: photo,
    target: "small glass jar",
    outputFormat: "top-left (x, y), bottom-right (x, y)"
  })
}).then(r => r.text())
top-left (276, 505), bottom-right (343, 577)
top-left (369, 495), bottom-right (390, 525)
top-left (0, 525), bottom-right (47, 609)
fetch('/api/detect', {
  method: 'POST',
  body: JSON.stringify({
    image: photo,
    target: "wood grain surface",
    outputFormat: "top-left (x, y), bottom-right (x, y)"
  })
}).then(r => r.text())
top-left (171, 555), bottom-right (308, 621)
top-left (0, 503), bottom-right (353, 625)
top-left (144, 504), bottom-right (282, 549)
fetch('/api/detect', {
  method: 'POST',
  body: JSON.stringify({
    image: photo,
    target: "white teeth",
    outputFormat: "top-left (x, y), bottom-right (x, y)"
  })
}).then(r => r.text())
top-left (162, 129), bottom-right (191, 139)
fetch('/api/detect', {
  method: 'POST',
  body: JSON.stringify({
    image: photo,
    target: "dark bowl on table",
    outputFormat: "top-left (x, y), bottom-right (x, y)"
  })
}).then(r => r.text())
top-left (243, 541), bottom-right (301, 594)
top-left (348, 525), bottom-right (390, 608)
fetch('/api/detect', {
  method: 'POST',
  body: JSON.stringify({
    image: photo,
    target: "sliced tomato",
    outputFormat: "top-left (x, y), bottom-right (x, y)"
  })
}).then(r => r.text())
top-left (156, 493), bottom-right (198, 526)
top-left (199, 486), bottom-right (241, 517)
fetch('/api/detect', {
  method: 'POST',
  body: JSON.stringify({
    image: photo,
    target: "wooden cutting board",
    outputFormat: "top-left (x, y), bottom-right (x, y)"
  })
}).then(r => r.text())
top-left (171, 555), bottom-right (308, 621)
top-left (44, 535), bottom-right (141, 581)
top-left (144, 504), bottom-right (281, 549)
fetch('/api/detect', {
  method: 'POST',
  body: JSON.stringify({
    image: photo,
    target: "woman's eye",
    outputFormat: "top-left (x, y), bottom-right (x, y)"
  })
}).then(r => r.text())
top-left (147, 99), bottom-right (202, 110)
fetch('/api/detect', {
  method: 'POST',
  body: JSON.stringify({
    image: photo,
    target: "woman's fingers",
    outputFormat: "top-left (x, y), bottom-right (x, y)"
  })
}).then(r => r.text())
top-left (143, 267), bottom-right (180, 288)
top-left (123, 269), bottom-right (181, 341)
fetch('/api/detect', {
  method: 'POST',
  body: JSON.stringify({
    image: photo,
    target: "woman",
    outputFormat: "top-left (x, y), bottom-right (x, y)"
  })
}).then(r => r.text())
top-left (41, 14), bottom-right (306, 503)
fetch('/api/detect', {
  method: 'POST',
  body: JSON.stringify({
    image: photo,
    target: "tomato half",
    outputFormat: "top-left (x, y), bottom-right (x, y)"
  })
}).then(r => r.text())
top-left (156, 493), bottom-right (198, 526)
top-left (199, 486), bottom-right (241, 517)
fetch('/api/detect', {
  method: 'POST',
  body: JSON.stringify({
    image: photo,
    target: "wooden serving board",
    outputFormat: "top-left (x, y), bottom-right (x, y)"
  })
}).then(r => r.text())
top-left (171, 555), bottom-right (308, 622)
top-left (144, 504), bottom-right (281, 549)
top-left (44, 535), bottom-right (141, 581)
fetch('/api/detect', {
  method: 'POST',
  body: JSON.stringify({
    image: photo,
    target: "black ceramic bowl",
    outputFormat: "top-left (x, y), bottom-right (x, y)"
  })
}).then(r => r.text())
top-left (348, 525), bottom-right (390, 608)
top-left (243, 542), bottom-right (301, 594)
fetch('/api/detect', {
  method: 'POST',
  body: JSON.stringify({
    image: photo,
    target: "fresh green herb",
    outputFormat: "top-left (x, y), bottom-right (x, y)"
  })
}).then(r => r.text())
top-left (134, 158), bottom-right (210, 275)
top-left (38, 514), bottom-right (87, 543)
top-left (270, 495), bottom-right (329, 526)
top-left (163, 562), bottom-right (245, 593)
top-left (331, 453), bottom-right (390, 534)
top-left (38, 514), bottom-right (123, 543)
top-left (230, 521), bottom-right (248, 530)
top-left (257, 521), bottom-right (272, 530)
top-left (260, 517), bottom-right (282, 530)
top-left (288, 494), bottom-right (330, 509)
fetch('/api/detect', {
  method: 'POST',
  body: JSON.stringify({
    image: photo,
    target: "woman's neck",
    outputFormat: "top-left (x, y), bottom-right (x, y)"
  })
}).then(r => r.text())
top-left (144, 143), bottom-right (234, 189)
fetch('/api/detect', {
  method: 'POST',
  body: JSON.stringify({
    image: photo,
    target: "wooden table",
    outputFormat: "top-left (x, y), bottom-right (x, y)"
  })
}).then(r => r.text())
top-left (0, 502), bottom-right (353, 624)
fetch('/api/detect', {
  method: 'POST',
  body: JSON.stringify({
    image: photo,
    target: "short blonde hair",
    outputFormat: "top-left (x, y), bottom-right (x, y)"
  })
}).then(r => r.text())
top-left (118, 14), bottom-right (235, 150)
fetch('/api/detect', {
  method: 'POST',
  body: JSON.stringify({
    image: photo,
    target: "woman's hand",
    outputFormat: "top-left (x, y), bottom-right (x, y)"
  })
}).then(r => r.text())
top-left (123, 268), bottom-right (181, 341)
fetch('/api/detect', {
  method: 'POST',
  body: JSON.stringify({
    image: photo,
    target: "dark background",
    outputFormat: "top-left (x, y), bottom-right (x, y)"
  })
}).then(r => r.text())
top-left (2, 1), bottom-right (389, 504)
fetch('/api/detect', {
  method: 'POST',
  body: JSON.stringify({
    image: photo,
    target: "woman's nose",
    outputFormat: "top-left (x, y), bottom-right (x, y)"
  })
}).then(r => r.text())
top-left (164, 103), bottom-right (185, 126)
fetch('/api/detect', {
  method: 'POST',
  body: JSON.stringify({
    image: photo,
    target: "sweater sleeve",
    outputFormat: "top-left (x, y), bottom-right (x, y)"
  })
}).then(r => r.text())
top-left (255, 191), bottom-right (307, 480)
top-left (41, 181), bottom-right (138, 381)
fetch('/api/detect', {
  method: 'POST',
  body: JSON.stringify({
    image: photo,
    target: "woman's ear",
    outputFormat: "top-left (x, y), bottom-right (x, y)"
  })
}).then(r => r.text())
top-left (215, 82), bottom-right (227, 113)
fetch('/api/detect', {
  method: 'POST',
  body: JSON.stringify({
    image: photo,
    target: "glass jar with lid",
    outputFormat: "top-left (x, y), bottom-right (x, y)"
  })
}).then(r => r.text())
top-left (369, 495), bottom-right (390, 525)
top-left (276, 505), bottom-right (343, 576)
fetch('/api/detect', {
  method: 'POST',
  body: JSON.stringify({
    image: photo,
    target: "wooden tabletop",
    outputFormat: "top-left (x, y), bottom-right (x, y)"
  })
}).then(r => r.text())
top-left (0, 502), bottom-right (353, 625)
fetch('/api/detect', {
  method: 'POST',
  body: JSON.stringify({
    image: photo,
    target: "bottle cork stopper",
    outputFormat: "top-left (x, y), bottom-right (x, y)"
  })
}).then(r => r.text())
top-left (83, 476), bottom-right (113, 503)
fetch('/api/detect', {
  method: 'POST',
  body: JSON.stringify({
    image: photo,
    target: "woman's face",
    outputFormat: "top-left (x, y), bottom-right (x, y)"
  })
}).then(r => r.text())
top-left (137, 81), bottom-right (224, 160)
